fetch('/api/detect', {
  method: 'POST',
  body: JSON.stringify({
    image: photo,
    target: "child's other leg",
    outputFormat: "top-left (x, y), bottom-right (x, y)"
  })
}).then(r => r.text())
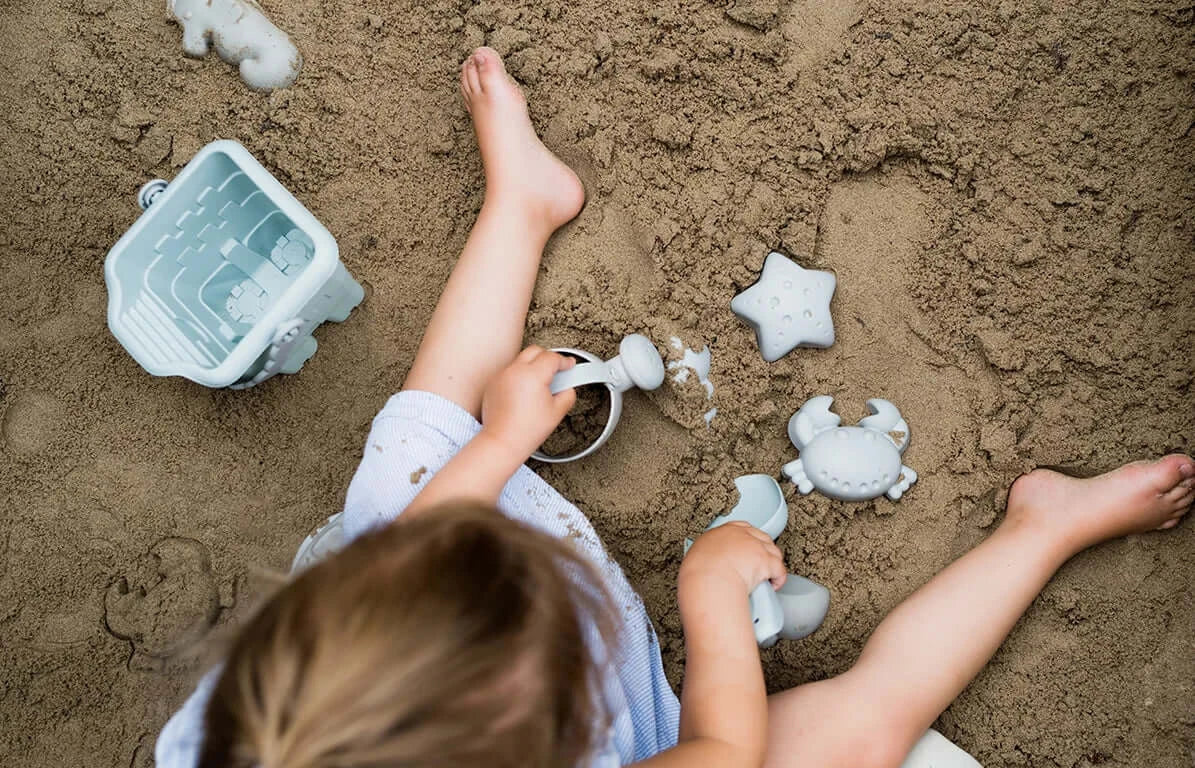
top-left (763, 455), bottom-right (1195, 768)
top-left (403, 47), bottom-right (585, 419)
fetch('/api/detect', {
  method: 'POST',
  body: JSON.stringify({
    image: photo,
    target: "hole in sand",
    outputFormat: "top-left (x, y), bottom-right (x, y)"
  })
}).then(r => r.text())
top-left (538, 353), bottom-right (612, 458)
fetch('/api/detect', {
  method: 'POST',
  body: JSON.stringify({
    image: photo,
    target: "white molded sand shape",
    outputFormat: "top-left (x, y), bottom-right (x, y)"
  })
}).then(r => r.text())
top-left (169, 0), bottom-right (302, 91)
top-left (731, 251), bottom-right (835, 362)
top-left (782, 396), bottom-right (917, 502)
top-left (105, 140), bottom-right (364, 389)
top-left (531, 334), bottom-right (666, 463)
top-left (668, 337), bottom-right (717, 426)
top-left (685, 474), bottom-right (831, 648)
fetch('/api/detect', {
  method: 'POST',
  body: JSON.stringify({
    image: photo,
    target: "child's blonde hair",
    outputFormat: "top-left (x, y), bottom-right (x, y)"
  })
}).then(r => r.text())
top-left (197, 502), bottom-right (616, 768)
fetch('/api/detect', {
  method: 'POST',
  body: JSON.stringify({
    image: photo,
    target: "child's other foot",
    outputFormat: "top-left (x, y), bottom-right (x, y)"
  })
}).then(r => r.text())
top-left (1006, 455), bottom-right (1195, 554)
top-left (459, 47), bottom-right (585, 235)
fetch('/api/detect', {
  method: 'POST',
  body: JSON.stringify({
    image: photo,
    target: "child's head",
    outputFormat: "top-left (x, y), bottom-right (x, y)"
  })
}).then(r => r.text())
top-left (198, 502), bottom-right (615, 768)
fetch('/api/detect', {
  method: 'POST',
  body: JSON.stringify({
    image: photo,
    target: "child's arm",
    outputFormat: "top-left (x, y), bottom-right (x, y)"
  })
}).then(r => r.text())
top-left (404, 347), bottom-right (576, 516)
top-left (635, 522), bottom-right (786, 768)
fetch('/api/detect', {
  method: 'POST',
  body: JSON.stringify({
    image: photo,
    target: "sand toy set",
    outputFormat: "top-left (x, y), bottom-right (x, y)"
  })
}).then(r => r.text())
top-left (96, 27), bottom-right (977, 762)
top-left (104, 140), bottom-right (364, 389)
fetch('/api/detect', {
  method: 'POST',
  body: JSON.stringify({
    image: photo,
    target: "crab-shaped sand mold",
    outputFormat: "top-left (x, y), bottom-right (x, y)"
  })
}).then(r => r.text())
top-left (781, 396), bottom-right (917, 502)
top-left (731, 251), bottom-right (835, 362)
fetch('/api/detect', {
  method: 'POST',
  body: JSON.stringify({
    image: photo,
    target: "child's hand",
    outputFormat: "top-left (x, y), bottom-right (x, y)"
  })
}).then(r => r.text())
top-left (480, 346), bottom-right (577, 458)
top-left (680, 522), bottom-right (787, 595)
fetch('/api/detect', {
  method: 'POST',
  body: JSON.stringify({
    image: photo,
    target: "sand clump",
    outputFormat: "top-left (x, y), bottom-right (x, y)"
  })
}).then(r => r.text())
top-left (1, 0), bottom-right (1193, 766)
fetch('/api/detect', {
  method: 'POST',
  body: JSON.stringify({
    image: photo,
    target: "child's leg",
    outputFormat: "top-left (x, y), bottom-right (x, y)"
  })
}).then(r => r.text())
top-left (403, 47), bottom-right (585, 419)
top-left (763, 455), bottom-right (1195, 768)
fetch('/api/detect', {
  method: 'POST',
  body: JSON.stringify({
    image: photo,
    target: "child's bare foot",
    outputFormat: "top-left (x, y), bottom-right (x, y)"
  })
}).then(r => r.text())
top-left (459, 47), bottom-right (584, 235)
top-left (1005, 455), bottom-right (1195, 554)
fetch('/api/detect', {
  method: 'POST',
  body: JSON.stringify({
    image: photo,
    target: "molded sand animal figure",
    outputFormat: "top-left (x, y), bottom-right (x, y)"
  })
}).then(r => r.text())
top-left (168, 0), bottom-right (302, 91)
top-left (782, 396), bottom-right (917, 501)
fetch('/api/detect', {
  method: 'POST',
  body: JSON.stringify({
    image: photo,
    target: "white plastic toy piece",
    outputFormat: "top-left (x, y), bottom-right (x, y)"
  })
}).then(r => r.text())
top-left (168, 0), bottom-right (303, 91)
top-left (532, 334), bottom-right (666, 463)
top-left (685, 475), bottom-right (831, 647)
top-left (731, 251), bottom-right (836, 362)
top-left (105, 140), bottom-right (365, 389)
top-left (901, 729), bottom-right (983, 768)
top-left (291, 512), bottom-right (346, 574)
top-left (550, 334), bottom-right (666, 395)
top-left (708, 475), bottom-right (788, 539)
top-left (781, 396), bottom-right (917, 502)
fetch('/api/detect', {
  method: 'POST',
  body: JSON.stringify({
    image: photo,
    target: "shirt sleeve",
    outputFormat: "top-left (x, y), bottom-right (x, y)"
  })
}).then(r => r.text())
top-left (154, 667), bottom-right (221, 768)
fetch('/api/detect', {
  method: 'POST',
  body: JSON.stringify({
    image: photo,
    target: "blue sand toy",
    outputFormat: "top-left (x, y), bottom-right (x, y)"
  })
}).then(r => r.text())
top-left (532, 334), bottom-right (666, 463)
top-left (685, 474), bottom-right (831, 647)
top-left (105, 140), bottom-right (364, 389)
top-left (731, 251), bottom-right (836, 363)
top-left (781, 396), bottom-right (918, 501)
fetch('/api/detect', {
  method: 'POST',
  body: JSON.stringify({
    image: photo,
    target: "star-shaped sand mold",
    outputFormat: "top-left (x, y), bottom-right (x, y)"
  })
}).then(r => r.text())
top-left (731, 252), bottom-right (836, 362)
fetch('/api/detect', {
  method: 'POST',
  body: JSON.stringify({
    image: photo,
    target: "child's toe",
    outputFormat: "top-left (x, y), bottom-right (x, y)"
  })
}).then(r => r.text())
top-left (473, 48), bottom-right (509, 91)
top-left (1162, 483), bottom-right (1192, 505)
top-left (474, 47), bottom-right (501, 71)
top-left (462, 57), bottom-right (481, 96)
top-left (1152, 454), bottom-right (1194, 494)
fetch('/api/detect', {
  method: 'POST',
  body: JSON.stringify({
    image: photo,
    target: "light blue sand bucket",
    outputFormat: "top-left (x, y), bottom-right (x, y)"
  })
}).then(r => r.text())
top-left (104, 140), bottom-right (364, 389)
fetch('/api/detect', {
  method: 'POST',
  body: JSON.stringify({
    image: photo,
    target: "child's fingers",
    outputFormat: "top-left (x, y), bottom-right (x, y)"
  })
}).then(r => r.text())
top-left (759, 539), bottom-right (786, 587)
top-left (552, 386), bottom-right (577, 418)
top-left (738, 523), bottom-right (776, 546)
top-left (533, 350), bottom-right (570, 379)
top-left (516, 345), bottom-right (546, 363)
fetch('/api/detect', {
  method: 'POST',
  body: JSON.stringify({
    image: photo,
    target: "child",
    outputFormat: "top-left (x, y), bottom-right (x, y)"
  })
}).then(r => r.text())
top-left (156, 48), bottom-right (1194, 768)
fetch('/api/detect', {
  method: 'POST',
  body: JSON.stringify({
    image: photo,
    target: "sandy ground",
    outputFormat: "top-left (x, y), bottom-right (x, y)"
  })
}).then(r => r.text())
top-left (1, 0), bottom-right (1193, 765)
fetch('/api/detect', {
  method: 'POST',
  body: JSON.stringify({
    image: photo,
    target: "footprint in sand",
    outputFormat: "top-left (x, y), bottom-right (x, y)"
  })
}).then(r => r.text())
top-left (1, 390), bottom-right (66, 456)
top-left (129, 733), bottom-right (154, 768)
top-left (813, 169), bottom-right (993, 506)
top-left (535, 202), bottom-right (660, 320)
top-left (103, 537), bottom-right (220, 660)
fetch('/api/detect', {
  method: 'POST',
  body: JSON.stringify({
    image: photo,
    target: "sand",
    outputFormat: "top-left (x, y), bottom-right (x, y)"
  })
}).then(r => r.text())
top-left (1, 0), bottom-right (1193, 765)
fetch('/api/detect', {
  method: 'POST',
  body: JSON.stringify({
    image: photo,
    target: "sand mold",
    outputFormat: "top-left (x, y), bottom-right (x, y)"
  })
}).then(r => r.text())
top-left (1, 0), bottom-right (1193, 765)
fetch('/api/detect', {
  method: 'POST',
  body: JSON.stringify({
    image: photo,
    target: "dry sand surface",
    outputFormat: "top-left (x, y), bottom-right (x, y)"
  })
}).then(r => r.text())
top-left (2, 0), bottom-right (1194, 765)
